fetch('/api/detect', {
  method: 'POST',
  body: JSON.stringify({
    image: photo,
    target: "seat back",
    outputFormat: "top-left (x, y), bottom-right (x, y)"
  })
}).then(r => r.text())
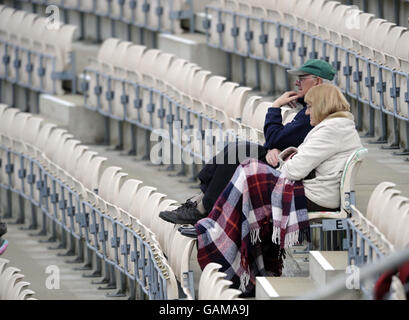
top-left (66, 145), bottom-right (89, 176)
top-left (240, 95), bottom-right (262, 125)
top-left (198, 262), bottom-right (223, 300)
top-left (0, 108), bottom-right (20, 136)
top-left (339, 147), bottom-right (368, 215)
top-left (9, 112), bottom-right (32, 141)
top-left (129, 186), bottom-right (157, 218)
top-left (168, 232), bottom-right (196, 294)
top-left (225, 86), bottom-right (252, 120)
top-left (251, 101), bottom-right (271, 131)
top-left (83, 156), bottom-right (108, 192)
top-left (98, 38), bottom-right (121, 62)
top-left (217, 81), bottom-right (239, 110)
top-left (139, 192), bottom-right (166, 229)
top-left (22, 117), bottom-right (43, 146)
top-left (366, 182), bottom-right (397, 221)
top-left (124, 44), bottom-right (147, 71)
top-left (97, 166), bottom-right (123, 199)
top-left (115, 179), bottom-right (143, 212)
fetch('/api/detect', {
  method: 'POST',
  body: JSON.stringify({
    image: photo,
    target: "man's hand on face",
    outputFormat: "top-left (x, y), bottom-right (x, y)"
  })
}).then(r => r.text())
top-left (272, 91), bottom-right (299, 109)
top-left (266, 149), bottom-right (281, 168)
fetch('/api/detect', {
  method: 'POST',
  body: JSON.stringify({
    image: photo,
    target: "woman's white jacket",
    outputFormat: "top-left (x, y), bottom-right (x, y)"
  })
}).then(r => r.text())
top-left (281, 111), bottom-right (362, 209)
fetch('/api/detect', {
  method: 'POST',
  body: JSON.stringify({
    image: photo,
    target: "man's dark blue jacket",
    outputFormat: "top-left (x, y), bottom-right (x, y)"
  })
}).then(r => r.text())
top-left (263, 99), bottom-right (314, 151)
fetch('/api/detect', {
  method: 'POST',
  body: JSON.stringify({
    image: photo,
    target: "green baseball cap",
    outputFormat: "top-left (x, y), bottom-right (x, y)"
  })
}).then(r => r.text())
top-left (287, 59), bottom-right (336, 81)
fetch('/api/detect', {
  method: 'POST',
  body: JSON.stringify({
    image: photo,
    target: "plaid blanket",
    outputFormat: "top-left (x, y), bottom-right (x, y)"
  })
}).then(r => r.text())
top-left (195, 159), bottom-right (310, 294)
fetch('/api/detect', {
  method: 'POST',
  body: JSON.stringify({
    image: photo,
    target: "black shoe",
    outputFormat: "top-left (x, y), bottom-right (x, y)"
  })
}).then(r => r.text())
top-left (159, 199), bottom-right (207, 225)
top-left (178, 225), bottom-right (198, 239)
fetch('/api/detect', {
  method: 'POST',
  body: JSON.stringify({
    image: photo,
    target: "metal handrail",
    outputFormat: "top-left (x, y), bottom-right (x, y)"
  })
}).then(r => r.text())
top-left (299, 246), bottom-right (409, 300)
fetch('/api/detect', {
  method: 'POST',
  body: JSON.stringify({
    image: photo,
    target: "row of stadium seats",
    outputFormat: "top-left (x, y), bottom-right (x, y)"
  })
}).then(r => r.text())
top-left (83, 37), bottom-right (301, 162)
top-left (15, 0), bottom-right (193, 36)
top-left (0, 104), bottom-right (203, 299)
top-left (0, 258), bottom-right (36, 300)
top-left (204, 0), bottom-right (409, 125)
top-left (198, 263), bottom-right (242, 300)
top-left (348, 182), bottom-right (409, 263)
top-left (0, 4), bottom-right (77, 95)
top-left (343, 182), bottom-right (409, 299)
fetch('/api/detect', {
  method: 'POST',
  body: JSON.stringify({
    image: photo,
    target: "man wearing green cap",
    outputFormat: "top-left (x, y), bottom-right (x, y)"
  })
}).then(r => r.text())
top-left (265, 59), bottom-right (337, 166)
top-left (160, 59), bottom-right (337, 227)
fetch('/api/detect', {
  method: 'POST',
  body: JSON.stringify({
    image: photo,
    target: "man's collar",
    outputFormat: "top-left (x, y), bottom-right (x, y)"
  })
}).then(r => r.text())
top-left (297, 97), bottom-right (306, 107)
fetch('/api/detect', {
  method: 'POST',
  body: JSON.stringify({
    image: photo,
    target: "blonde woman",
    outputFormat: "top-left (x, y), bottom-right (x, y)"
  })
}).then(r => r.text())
top-left (277, 83), bottom-right (363, 211)
top-left (194, 84), bottom-right (363, 297)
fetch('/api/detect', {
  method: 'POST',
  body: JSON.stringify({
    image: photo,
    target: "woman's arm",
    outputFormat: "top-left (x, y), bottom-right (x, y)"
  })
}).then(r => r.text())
top-left (280, 125), bottom-right (338, 181)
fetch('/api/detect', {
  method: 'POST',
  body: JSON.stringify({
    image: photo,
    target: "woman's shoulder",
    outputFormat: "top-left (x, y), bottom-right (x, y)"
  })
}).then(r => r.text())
top-left (316, 113), bottom-right (355, 130)
top-left (306, 114), bottom-right (357, 140)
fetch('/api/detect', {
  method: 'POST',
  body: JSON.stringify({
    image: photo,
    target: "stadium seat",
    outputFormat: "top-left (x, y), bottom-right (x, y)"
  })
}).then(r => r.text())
top-left (168, 231), bottom-right (197, 298)
top-left (114, 179), bottom-right (144, 212)
top-left (382, 27), bottom-right (407, 113)
top-left (77, 155), bottom-right (108, 205)
top-left (395, 208), bottom-right (409, 250)
top-left (69, 150), bottom-right (98, 192)
top-left (224, 86), bottom-right (252, 120)
top-left (198, 262), bottom-right (222, 299)
top-left (367, 182), bottom-right (396, 218)
top-left (87, 166), bottom-right (123, 210)
top-left (0, 7), bottom-right (16, 78)
top-left (129, 185), bottom-right (157, 219)
top-left (200, 271), bottom-right (228, 299)
top-left (251, 101), bottom-right (271, 132)
top-left (388, 202), bottom-right (409, 248)
top-left (7, 10), bottom-right (28, 82)
top-left (0, 264), bottom-right (22, 299)
top-left (187, 69), bottom-right (212, 113)
top-left (20, 116), bottom-right (43, 150)
top-left (85, 38), bottom-right (121, 110)
top-left (381, 195), bottom-right (409, 238)
top-left (7, 281), bottom-right (33, 300)
top-left (43, 24), bottom-right (78, 94)
top-left (176, 63), bottom-right (201, 103)
top-left (202, 72), bottom-right (228, 110)
top-left (65, 145), bottom-right (89, 179)
top-left (206, 0), bottom-right (224, 48)
top-left (371, 188), bottom-right (401, 227)
top-left (43, 128), bottom-right (71, 161)
top-left (7, 112), bottom-right (32, 149)
top-left (150, 199), bottom-right (179, 253)
top-left (308, 147), bottom-right (368, 222)
top-left (240, 95), bottom-right (262, 126)
top-left (139, 192), bottom-right (167, 230)
top-left (394, 30), bottom-right (409, 119)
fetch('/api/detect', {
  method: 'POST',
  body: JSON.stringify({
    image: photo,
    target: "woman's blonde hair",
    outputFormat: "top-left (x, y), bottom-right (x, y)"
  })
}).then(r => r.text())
top-left (304, 83), bottom-right (350, 124)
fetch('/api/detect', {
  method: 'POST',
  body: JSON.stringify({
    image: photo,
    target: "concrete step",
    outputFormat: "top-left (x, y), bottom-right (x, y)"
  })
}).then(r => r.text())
top-left (256, 251), bottom-right (362, 300)
top-left (308, 251), bottom-right (362, 299)
top-left (256, 277), bottom-right (318, 300)
top-left (309, 251), bottom-right (348, 286)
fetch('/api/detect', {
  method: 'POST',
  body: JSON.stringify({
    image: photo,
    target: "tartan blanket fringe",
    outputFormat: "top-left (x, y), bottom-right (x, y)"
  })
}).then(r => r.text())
top-left (272, 227), bottom-right (300, 248)
top-left (195, 159), bottom-right (310, 295)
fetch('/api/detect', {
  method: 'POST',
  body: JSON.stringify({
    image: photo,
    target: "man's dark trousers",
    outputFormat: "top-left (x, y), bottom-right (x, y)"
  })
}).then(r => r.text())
top-left (197, 141), bottom-right (268, 213)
